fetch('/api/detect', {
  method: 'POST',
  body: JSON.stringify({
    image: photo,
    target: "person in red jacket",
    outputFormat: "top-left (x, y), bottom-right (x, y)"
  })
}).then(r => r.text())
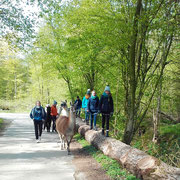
top-left (51, 100), bottom-right (58, 132)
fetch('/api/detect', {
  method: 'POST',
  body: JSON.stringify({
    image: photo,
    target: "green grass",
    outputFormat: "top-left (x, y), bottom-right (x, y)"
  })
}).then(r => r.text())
top-left (0, 118), bottom-right (3, 129)
top-left (74, 134), bottom-right (139, 180)
top-left (160, 123), bottom-right (180, 137)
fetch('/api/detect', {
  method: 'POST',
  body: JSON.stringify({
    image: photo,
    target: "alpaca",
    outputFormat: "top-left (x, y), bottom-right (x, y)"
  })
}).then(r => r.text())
top-left (56, 103), bottom-right (76, 154)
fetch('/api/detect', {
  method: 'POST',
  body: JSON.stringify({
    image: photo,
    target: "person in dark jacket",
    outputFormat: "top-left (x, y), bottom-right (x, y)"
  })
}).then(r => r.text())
top-left (30, 101), bottom-right (46, 143)
top-left (87, 90), bottom-right (99, 131)
top-left (45, 104), bottom-right (51, 132)
top-left (74, 96), bottom-right (82, 117)
top-left (99, 85), bottom-right (114, 137)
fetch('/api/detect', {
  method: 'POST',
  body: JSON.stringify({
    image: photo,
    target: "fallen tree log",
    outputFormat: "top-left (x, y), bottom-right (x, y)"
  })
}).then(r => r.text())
top-left (158, 111), bottom-right (179, 124)
top-left (76, 118), bottom-right (180, 180)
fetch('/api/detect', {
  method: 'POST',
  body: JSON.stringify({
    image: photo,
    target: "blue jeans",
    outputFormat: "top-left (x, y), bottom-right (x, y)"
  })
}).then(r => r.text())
top-left (90, 112), bottom-right (97, 128)
top-left (85, 109), bottom-right (90, 124)
top-left (85, 109), bottom-right (90, 120)
top-left (76, 108), bottom-right (81, 117)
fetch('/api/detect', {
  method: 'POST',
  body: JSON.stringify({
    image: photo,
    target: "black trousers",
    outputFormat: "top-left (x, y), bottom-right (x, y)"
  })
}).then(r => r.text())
top-left (46, 116), bottom-right (51, 132)
top-left (51, 116), bottom-right (56, 131)
top-left (34, 120), bottom-right (43, 140)
top-left (102, 114), bottom-right (110, 131)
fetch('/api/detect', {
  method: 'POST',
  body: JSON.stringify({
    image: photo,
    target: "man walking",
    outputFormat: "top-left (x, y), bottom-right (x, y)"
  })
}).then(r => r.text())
top-left (74, 96), bottom-right (82, 117)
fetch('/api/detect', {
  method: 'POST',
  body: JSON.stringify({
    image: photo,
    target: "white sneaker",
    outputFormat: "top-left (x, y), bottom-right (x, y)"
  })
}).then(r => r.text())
top-left (36, 139), bottom-right (39, 143)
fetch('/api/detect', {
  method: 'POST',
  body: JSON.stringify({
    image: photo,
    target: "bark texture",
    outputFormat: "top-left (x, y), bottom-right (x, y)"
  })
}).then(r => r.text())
top-left (76, 119), bottom-right (180, 180)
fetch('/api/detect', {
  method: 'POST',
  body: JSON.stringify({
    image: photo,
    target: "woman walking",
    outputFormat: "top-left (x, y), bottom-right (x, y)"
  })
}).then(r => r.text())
top-left (87, 90), bottom-right (99, 131)
top-left (30, 101), bottom-right (46, 143)
top-left (82, 89), bottom-right (91, 125)
top-left (99, 85), bottom-right (114, 137)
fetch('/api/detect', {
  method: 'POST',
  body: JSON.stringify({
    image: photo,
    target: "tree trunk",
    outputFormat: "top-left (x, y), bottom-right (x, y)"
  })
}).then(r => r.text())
top-left (153, 79), bottom-right (162, 143)
top-left (66, 79), bottom-right (74, 102)
top-left (41, 63), bottom-right (44, 103)
top-left (47, 88), bottom-right (50, 104)
top-left (123, 0), bottom-right (142, 145)
top-left (14, 72), bottom-right (17, 99)
top-left (114, 63), bottom-right (120, 136)
top-left (158, 111), bottom-right (178, 124)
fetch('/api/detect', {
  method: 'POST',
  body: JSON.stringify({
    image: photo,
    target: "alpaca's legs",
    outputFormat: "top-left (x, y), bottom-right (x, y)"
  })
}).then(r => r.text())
top-left (58, 133), bottom-right (64, 150)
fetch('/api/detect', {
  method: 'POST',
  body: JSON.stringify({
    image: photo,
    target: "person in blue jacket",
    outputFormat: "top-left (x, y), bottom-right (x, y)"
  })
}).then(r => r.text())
top-left (99, 85), bottom-right (114, 137)
top-left (87, 90), bottom-right (99, 131)
top-left (74, 96), bottom-right (82, 117)
top-left (82, 89), bottom-right (91, 125)
top-left (30, 101), bottom-right (46, 143)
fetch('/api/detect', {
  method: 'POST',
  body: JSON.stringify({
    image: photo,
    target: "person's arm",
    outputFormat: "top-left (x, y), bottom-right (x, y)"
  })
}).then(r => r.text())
top-left (96, 97), bottom-right (99, 111)
top-left (80, 100), bottom-right (82, 107)
top-left (82, 97), bottom-right (85, 108)
top-left (30, 108), bottom-right (33, 119)
top-left (43, 108), bottom-right (46, 120)
top-left (111, 96), bottom-right (114, 113)
top-left (51, 106), bottom-right (53, 116)
top-left (87, 98), bottom-right (90, 112)
top-left (98, 96), bottom-right (103, 112)
top-left (74, 100), bottom-right (77, 106)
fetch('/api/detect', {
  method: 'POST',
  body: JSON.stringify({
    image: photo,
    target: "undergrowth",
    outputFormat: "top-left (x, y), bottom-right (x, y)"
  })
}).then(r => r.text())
top-left (0, 118), bottom-right (3, 129)
top-left (132, 123), bottom-right (180, 168)
top-left (74, 134), bottom-right (139, 180)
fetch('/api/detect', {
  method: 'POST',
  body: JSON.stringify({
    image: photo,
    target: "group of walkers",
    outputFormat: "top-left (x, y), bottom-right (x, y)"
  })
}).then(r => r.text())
top-left (78, 85), bottom-right (114, 137)
top-left (30, 85), bottom-right (113, 142)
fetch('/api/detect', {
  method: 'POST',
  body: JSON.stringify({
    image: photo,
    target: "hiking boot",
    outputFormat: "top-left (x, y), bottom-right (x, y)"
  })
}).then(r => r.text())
top-left (102, 129), bottom-right (104, 135)
top-left (90, 126), bottom-right (93, 130)
top-left (106, 131), bottom-right (109, 137)
top-left (94, 126), bottom-right (97, 131)
top-left (86, 120), bottom-right (89, 125)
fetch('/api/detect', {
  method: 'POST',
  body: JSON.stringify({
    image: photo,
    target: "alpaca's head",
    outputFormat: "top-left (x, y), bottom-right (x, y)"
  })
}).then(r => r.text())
top-left (70, 102), bottom-right (76, 114)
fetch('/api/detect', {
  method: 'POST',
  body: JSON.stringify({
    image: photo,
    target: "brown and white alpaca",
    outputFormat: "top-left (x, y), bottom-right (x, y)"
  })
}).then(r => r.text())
top-left (56, 103), bottom-right (76, 154)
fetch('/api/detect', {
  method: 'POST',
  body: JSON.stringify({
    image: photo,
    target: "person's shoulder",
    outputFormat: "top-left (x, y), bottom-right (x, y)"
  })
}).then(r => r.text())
top-left (100, 94), bottom-right (104, 98)
top-left (32, 106), bottom-right (36, 110)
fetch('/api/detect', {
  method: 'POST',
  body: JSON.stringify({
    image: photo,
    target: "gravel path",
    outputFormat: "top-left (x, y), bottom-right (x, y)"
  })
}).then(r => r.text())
top-left (0, 113), bottom-right (75, 180)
